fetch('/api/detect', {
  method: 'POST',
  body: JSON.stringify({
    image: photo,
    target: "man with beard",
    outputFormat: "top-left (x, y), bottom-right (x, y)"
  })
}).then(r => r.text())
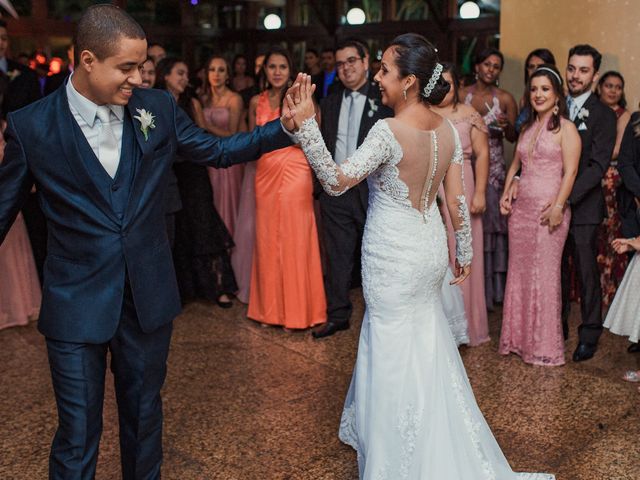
top-left (562, 44), bottom-right (616, 361)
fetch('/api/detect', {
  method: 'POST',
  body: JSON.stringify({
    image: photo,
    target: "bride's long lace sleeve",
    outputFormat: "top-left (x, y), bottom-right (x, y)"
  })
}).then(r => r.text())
top-left (444, 131), bottom-right (472, 267)
top-left (297, 117), bottom-right (394, 196)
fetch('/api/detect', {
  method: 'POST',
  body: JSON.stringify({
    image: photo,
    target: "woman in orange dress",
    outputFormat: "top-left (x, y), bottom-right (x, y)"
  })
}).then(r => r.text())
top-left (247, 46), bottom-right (326, 330)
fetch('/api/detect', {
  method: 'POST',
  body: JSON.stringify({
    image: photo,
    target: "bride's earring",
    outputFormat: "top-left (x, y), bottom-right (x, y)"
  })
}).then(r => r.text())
top-left (553, 100), bottom-right (559, 116)
top-left (403, 89), bottom-right (407, 101)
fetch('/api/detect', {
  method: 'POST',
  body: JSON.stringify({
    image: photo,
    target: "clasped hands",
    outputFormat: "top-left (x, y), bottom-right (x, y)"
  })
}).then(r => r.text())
top-left (500, 181), bottom-right (563, 233)
top-left (280, 73), bottom-right (316, 132)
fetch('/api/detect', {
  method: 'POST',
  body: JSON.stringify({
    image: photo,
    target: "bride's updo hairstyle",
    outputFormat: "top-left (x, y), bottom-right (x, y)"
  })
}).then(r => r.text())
top-left (388, 33), bottom-right (450, 106)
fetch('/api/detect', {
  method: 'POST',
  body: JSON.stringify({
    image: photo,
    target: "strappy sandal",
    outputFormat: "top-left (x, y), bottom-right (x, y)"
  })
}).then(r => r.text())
top-left (622, 370), bottom-right (640, 382)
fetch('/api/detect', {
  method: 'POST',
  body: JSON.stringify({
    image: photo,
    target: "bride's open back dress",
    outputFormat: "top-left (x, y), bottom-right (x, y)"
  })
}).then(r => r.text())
top-left (298, 115), bottom-right (554, 480)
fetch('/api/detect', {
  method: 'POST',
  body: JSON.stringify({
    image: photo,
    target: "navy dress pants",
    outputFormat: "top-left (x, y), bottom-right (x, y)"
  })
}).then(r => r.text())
top-left (46, 282), bottom-right (173, 480)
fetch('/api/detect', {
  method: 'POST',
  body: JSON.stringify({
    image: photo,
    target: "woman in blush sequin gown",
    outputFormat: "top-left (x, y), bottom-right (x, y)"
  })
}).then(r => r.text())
top-left (247, 46), bottom-right (326, 329)
top-left (499, 66), bottom-right (580, 366)
top-left (433, 63), bottom-right (490, 346)
top-left (462, 48), bottom-right (518, 310)
top-left (201, 55), bottom-right (245, 235)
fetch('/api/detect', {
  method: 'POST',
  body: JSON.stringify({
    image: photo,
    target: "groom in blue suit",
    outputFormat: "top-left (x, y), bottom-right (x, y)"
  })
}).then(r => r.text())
top-left (0, 5), bottom-right (297, 479)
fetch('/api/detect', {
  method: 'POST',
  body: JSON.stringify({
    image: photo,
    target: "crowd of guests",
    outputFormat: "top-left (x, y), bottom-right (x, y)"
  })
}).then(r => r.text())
top-left (2, 19), bottom-right (640, 384)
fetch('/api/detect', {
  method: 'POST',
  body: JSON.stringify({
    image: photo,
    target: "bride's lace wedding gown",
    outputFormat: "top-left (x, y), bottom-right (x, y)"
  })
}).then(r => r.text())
top-left (297, 116), bottom-right (554, 480)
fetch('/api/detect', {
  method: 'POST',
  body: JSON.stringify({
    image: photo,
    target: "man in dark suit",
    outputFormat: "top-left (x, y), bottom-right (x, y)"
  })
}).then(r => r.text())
top-left (44, 44), bottom-right (74, 96)
top-left (561, 44), bottom-right (617, 361)
top-left (617, 112), bottom-right (640, 239)
top-left (312, 47), bottom-right (339, 103)
top-left (312, 39), bottom-right (392, 339)
top-left (0, 20), bottom-right (41, 115)
top-left (0, 6), bottom-right (297, 479)
top-left (0, 19), bottom-right (46, 282)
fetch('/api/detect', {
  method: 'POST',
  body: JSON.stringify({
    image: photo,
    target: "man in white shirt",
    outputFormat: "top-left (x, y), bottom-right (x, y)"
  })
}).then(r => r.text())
top-left (313, 39), bottom-right (392, 339)
top-left (0, 5), bottom-right (299, 479)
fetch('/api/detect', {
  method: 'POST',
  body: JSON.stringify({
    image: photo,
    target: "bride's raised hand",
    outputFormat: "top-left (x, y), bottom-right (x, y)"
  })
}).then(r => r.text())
top-left (450, 260), bottom-right (471, 286)
top-left (295, 74), bottom-right (316, 122)
top-left (285, 74), bottom-right (316, 130)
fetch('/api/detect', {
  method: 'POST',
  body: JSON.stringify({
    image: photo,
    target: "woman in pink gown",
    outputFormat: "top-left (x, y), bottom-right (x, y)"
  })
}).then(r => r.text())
top-left (499, 66), bottom-right (580, 366)
top-left (231, 160), bottom-right (256, 304)
top-left (0, 212), bottom-right (41, 329)
top-left (433, 63), bottom-right (490, 346)
top-left (201, 55), bottom-right (245, 235)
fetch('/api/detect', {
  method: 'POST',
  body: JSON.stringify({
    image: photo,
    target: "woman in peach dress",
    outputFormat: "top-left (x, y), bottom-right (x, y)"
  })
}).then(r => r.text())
top-left (247, 46), bottom-right (326, 329)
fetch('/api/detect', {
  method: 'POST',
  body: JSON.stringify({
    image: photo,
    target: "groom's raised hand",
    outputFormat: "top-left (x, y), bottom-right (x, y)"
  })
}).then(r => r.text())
top-left (281, 73), bottom-right (307, 132)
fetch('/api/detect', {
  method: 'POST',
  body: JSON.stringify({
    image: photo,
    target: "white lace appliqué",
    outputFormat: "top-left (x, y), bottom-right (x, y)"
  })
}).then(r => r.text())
top-left (455, 195), bottom-right (472, 267)
top-left (448, 358), bottom-right (496, 480)
top-left (450, 126), bottom-right (472, 267)
top-left (397, 404), bottom-right (422, 478)
top-left (297, 117), bottom-right (401, 197)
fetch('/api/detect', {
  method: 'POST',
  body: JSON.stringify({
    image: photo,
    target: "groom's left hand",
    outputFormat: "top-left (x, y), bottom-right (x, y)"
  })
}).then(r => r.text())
top-left (281, 73), bottom-right (305, 132)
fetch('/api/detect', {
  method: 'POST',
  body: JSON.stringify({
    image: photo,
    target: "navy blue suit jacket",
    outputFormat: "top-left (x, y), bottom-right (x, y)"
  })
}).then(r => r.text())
top-left (0, 86), bottom-right (292, 343)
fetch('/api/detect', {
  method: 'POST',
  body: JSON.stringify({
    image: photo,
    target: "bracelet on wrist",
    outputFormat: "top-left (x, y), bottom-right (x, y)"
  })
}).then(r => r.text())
top-left (553, 203), bottom-right (564, 210)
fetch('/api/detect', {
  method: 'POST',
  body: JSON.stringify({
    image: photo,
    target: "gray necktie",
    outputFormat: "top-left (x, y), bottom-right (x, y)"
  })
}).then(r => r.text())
top-left (96, 106), bottom-right (120, 178)
top-left (567, 96), bottom-right (578, 121)
top-left (346, 91), bottom-right (358, 158)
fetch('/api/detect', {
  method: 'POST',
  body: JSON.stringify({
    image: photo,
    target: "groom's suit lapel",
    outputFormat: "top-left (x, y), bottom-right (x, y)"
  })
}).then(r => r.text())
top-left (55, 87), bottom-right (120, 226)
top-left (122, 94), bottom-right (158, 226)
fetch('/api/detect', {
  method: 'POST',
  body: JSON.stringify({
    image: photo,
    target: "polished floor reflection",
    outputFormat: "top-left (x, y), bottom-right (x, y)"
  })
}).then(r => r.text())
top-left (1, 292), bottom-right (639, 479)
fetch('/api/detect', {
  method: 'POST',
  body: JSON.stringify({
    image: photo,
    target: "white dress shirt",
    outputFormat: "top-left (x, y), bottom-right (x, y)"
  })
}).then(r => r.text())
top-left (66, 75), bottom-right (125, 169)
top-left (568, 90), bottom-right (591, 121)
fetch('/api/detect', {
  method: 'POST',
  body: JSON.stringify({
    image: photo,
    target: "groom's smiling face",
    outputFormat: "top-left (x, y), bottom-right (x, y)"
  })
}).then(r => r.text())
top-left (79, 36), bottom-right (147, 106)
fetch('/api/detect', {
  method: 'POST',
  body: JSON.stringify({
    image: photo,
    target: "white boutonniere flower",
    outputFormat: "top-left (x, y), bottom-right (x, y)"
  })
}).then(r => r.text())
top-left (578, 108), bottom-right (589, 121)
top-left (6, 69), bottom-right (21, 81)
top-left (133, 108), bottom-right (156, 141)
top-left (367, 98), bottom-right (378, 118)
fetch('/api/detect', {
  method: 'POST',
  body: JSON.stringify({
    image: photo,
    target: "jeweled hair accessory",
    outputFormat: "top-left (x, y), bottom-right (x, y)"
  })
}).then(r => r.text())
top-left (534, 66), bottom-right (563, 85)
top-left (422, 62), bottom-right (443, 98)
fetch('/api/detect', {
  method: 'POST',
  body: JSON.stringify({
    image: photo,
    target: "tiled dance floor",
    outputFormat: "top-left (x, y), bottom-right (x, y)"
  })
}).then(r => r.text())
top-left (1, 293), bottom-right (639, 479)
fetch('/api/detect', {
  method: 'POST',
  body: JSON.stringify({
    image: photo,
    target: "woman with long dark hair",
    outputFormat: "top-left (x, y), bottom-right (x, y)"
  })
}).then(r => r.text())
top-left (499, 65), bottom-right (580, 366)
top-left (155, 57), bottom-right (237, 308)
top-left (596, 70), bottom-right (631, 307)
top-left (461, 48), bottom-right (518, 310)
top-left (515, 48), bottom-right (556, 133)
top-left (201, 54), bottom-right (245, 235)
top-left (290, 33), bottom-right (553, 478)
top-left (246, 46), bottom-right (326, 330)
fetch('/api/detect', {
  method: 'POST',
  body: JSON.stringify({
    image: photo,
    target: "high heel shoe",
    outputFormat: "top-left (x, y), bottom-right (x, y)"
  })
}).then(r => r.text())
top-left (216, 296), bottom-right (233, 309)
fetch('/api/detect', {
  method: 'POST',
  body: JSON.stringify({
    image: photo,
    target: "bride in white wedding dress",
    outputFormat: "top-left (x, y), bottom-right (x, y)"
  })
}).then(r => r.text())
top-left (287, 34), bottom-right (553, 480)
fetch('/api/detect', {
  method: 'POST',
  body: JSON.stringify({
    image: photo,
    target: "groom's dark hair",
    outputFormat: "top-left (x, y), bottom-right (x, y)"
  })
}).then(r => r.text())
top-left (74, 5), bottom-right (146, 66)
top-left (568, 44), bottom-right (602, 71)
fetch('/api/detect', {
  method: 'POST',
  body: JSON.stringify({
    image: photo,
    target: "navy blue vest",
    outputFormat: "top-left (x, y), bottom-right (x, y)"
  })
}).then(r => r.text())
top-left (71, 113), bottom-right (137, 223)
